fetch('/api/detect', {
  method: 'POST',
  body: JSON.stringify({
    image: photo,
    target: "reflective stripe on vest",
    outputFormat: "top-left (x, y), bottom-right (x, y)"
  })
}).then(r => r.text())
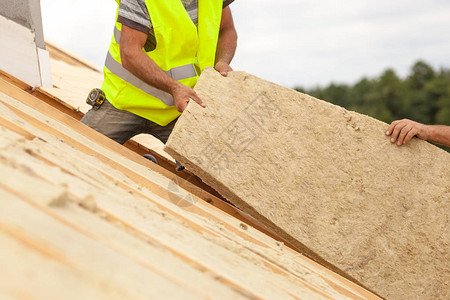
top-left (114, 26), bottom-right (121, 44)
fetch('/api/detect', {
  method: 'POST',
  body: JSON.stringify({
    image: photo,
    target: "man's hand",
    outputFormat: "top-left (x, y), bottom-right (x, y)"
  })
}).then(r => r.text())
top-left (215, 61), bottom-right (233, 77)
top-left (171, 83), bottom-right (205, 112)
top-left (386, 119), bottom-right (428, 146)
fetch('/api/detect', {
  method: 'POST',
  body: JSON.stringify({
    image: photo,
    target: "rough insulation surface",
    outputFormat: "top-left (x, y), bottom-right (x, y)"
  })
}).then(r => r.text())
top-left (165, 67), bottom-right (450, 300)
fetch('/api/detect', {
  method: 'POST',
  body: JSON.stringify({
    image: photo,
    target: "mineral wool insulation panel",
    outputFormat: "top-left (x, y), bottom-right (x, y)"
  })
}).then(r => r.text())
top-left (165, 67), bottom-right (450, 300)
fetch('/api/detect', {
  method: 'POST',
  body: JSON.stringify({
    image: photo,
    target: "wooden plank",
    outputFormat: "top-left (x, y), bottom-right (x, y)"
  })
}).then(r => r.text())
top-left (0, 190), bottom-right (201, 300)
top-left (0, 115), bottom-right (35, 140)
top-left (0, 230), bottom-right (123, 300)
top-left (52, 203), bottom-right (249, 300)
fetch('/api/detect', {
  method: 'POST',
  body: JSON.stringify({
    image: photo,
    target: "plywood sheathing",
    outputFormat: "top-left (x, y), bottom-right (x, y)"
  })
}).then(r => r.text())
top-left (0, 83), bottom-right (379, 298)
top-left (165, 67), bottom-right (450, 300)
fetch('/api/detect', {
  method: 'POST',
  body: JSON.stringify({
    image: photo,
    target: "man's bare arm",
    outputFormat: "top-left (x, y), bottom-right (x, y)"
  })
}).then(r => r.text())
top-left (120, 25), bottom-right (204, 112)
top-left (386, 119), bottom-right (450, 147)
top-left (214, 6), bottom-right (237, 76)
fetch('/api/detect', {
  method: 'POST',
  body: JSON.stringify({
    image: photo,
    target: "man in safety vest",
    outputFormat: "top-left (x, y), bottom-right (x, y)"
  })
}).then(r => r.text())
top-left (81, 0), bottom-right (237, 147)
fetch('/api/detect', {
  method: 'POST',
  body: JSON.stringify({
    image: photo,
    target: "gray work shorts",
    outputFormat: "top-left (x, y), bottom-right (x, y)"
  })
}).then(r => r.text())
top-left (81, 99), bottom-right (177, 145)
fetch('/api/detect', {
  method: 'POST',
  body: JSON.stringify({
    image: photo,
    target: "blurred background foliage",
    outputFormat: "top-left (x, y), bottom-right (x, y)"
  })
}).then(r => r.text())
top-left (295, 60), bottom-right (450, 150)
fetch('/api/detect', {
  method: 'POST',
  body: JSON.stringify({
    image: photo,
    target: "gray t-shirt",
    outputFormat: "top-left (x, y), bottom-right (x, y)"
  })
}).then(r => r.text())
top-left (117, 0), bottom-right (234, 51)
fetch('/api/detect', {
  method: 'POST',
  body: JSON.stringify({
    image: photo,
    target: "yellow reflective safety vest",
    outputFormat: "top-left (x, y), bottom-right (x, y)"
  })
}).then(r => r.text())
top-left (102, 0), bottom-right (223, 126)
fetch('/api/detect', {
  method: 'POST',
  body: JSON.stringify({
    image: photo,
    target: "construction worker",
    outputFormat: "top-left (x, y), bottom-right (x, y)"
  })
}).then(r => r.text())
top-left (81, 0), bottom-right (237, 146)
top-left (386, 119), bottom-right (450, 147)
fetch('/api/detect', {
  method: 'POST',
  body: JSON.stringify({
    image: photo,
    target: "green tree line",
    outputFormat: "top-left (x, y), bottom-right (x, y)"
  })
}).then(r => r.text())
top-left (295, 60), bottom-right (450, 127)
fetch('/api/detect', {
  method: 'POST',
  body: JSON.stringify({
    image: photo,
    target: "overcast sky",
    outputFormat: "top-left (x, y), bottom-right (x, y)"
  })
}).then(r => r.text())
top-left (41, 0), bottom-right (450, 88)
